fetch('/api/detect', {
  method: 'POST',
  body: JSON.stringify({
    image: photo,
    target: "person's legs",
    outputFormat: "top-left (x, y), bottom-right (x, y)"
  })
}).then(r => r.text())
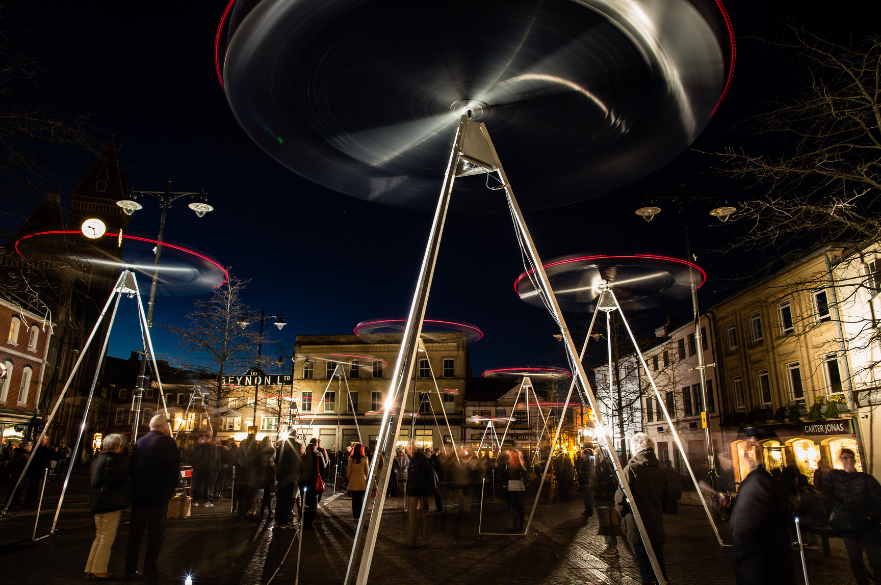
top-left (143, 505), bottom-right (167, 576)
top-left (90, 510), bottom-right (121, 575)
top-left (861, 532), bottom-right (881, 582)
top-left (276, 482), bottom-right (294, 526)
top-left (125, 507), bottom-right (149, 576)
top-left (24, 476), bottom-right (40, 506)
top-left (434, 487), bottom-right (443, 512)
top-left (260, 481), bottom-right (273, 516)
top-left (303, 488), bottom-right (317, 528)
top-left (352, 491), bottom-right (364, 519)
top-left (631, 541), bottom-right (657, 583)
top-left (843, 533), bottom-right (872, 585)
top-left (597, 507), bottom-right (618, 549)
top-left (581, 484), bottom-right (593, 514)
top-left (406, 496), bottom-right (421, 544)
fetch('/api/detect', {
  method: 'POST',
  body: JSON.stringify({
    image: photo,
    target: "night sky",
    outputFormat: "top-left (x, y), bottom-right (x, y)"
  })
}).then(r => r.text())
top-left (20, 0), bottom-right (880, 376)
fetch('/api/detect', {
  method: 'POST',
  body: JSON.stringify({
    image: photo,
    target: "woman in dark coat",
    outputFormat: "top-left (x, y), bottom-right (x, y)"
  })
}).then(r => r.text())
top-left (257, 436), bottom-right (276, 519)
top-left (235, 435), bottom-right (257, 519)
top-left (822, 448), bottom-right (881, 585)
top-left (594, 448), bottom-right (620, 556)
top-left (84, 433), bottom-right (129, 580)
top-left (505, 450), bottom-right (529, 532)
top-left (300, 441), bottom-right (326, 529)
top-left (614, 433), bottom-right (669, 585)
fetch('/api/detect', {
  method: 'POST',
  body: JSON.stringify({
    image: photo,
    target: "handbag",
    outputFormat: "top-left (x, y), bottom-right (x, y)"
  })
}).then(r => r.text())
top-left (829, 477), bottom-right (874, 533)
top-left (314, 455), bottom-right (326, 494)
top-left (508, 479), bottom-right (526, 492)
top-left (90, 482), bottom-right (131, 514)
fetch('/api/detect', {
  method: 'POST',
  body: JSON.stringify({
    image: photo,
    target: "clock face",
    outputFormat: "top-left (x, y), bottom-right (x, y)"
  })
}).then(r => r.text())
top-left (81, 218), bottom-right (107, 239)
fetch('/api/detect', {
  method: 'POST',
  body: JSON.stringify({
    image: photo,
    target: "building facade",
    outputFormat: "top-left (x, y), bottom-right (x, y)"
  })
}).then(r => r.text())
top-left (592, 352), bottom-right (643, 457)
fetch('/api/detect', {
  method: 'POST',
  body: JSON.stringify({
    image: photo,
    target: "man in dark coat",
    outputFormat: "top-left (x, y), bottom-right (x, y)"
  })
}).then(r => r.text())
top-left (614, 433), bottom-right (669, 585)
top-left (662, 460), bottom-right (681, 514)
top-left (24, 435), bottom-right (50, 507)
top-left (125, 414), bottom-right (181, 580)
top-left (405, 444), bottom-right (434, 547)
top-left (730, 458), bottom-right (796, 585)
top-left (274, 435), bottom-right (302, 529)
top-left (578, 449), bottom-right (593, 517)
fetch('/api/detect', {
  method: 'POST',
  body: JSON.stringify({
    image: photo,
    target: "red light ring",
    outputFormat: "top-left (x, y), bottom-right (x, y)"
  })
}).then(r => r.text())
top-left (328, 353), bottom-right (389, 368)
top-left (354, 318), bottom-right (484, 342)
top-left (710, 0), bottom-right (735, 117)
top-left (14, 231), bottom-right (229, 288)
top-left (215, 0), bottom-right (238, 90)
top-left (482, 367), bottom-right (572, 378)
top-left (513, 254), bottom-right (706, 295)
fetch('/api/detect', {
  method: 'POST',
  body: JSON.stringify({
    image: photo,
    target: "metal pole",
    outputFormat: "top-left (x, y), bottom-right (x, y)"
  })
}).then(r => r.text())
top-left (133, 179), bottom-right (171, 441)
top-left (795, 517), bottom-right (810, 585)
top-left (132, 276), bottom-right (169, 420)
top-left (295, 486), bottom-right (306, 585)
top-left (230, 465), bottom-right (236, 513)
top-left (52, 288), bottom-right (123, 534)
top-left (253, 307), bottom-right (265, 431)
top-left (32, 467), bottom-right (48, 540)
top-left (1, 271), bottom-right (125, 517)
top-left (346, 115), bottom-right (468, 585)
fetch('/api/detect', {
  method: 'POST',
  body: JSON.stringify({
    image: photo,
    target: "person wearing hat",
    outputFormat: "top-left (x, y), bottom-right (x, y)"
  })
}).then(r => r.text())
top-left (124, 414), bottom-right (180, 581)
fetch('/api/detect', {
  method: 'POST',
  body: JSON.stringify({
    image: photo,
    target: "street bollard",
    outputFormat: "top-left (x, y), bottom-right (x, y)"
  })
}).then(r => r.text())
top-left (794, 517), bottom-right (810, 585)
top-left (32, 468), bottom-right (49, 541)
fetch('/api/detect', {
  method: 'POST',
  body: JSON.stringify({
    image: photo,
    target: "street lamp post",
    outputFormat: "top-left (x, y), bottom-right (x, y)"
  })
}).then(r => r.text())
top-left (635, 181), bottom-right (736, 489)
top-left (116, 178), bottom-right (213, 441)
top-left (239, 307), bottom-right (286, 431)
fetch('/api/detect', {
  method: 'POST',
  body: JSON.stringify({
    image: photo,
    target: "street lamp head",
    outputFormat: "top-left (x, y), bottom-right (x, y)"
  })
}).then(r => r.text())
top-left (238, 317), bottom-right (250, 329)
top-left (635, 196), bottom-right (660, 222)
top-left (116, 190), bottom-right (142, 216)
top-left (709, 198), bottom-right (736, 223)
top-left (188, 191), bottom-right (213, 218)
top-left (275, 316), bottom-right (286, 330)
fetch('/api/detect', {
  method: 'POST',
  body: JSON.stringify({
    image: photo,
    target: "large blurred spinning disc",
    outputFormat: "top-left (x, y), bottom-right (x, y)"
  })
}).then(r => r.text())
top-left (515, 254), bottom-right (705, 312)
top-left (220, 0), bottom-right (732, 213)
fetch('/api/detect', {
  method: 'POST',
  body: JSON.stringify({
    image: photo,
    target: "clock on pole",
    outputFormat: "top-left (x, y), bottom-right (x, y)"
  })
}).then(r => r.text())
top-left (81, 218), bottom-right (106, 239)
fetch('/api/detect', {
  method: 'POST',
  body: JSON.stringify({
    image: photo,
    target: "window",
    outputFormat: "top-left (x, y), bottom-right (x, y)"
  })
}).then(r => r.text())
top-left (119, 388), bottom-right (127, 400)
top-left (142, 408), bottom-right (152, 423)
top-left (665, 391), bottom-right (676, 419)
top-left (663, 350), bottom-right (670, 368)
top-left (17, 366), bottom-right (31, 405)
top-left (0, 359), bottom-right (11, 402)
top-left (687, 334), bottom-right (696, 356)
top-left (443, 391), bottom-right (455, 403)
top-left (176, 393), bottom-right (186, 405)
top-left (779, 301), bottom-right (794, 334)
top-left (7, 316), bottom-right (19, 344)
top-left (27, 326), bottom-right (38, 351)
top-left (512, 409), bottom-right (527, 423)
top-left (349, 392), bottom-right (359, 413)
top-left (371, 391), bottom-right (382, 411)
top-left (303, 361), bottom-right (314, 379)
top-left (228, 397), bottom-right (238, 409)
top-left (325, 391), bottom-right (336, 413)
top-left (301, 391), bottom-right (312, 412)
top-left (443, 359), bottom-right (455, 378)
top-left (260, 417), bottom-right (278, 431)
top-left (727, 325), bottom-right (738, 351)
top-left (758, 370), bottom-right (772, 404)
top-left (683, 386), bottom-right (693, 416)
top-left (350, 360), bottom-right (360, 379)
top-left (419, 393), bottom-right (431, 413)
top-left (372, 360), bottom-right (383, 378)
top-left (652, 355), bottom-right (659, 371)
top-left (646, 397), bottom-right (654, 422)
top-left (825, 354), bottom-right (844, 395)
top-left (814, 289), bottom-right (831, 322)
top-left (732, 376), bottom-right (745, 410)
top-left (867, 260), bottom-right (880, 295)
top-left (223, 416), bottom-right (240, 431)
top-left (145, 388), bottom-right (154, 399)
top-left (750, 314), bottom-right (763, 342)
top-left (419, 359), bottom-right (430, 378)
top-left (692, 383), bottom-right (703, 413)
top-left (246, 396), bottom-right (254, 407)
top-left (706, 380), bottom-right (715, 413)
top-left (700, 327), bottom-right (708, 351)
top-left (327, 361), bottom-right (337, 378)
top-left (677, 339), bottom-right (686, 359)
top-left (414, 428), bottom-right (433, 449)
top-left (787, 362), bottom-right (805, 402)
top-left (115, 408), bottom-right (125, 424)
top-left (267, 397), bottom-right (278, 407)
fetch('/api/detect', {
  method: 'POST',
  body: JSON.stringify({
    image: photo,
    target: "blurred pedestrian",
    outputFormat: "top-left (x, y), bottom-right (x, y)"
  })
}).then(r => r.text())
top-left (191, 436), bottom-right (214, 507)
top-left (430, 448), bottom-right (444, 512)
top-left (593, 449), bottom-right (620, 557)
top-left (578, 449), bottom-right (593, 517)
top-left (236, 434), bottom-right (257, 518)
top-left (347, 443), bottom-right (369, 519)
top-left (822, 448), bottom-right (881, 585)
top-left (301, 439), bottom-right (327, 529)
top-left (405, 443), bottom-right (434, 547)
top-left (274, 433), bottom-right (302, 529)
top-left (662, 460), bottom-right (680, 514)
top-left (729, 432), bottom-right (795, 585)
top-left (506, 450), bottom-right (528, 532)
top-left (257, 436), bottom-right (276, 519)
top-left (125, 414), bottom-right (180, 580)
top-left (614, 433), bottom-right (669, 585)
top-left (5, 441), bottom-right (31, 509)
top-left (24, 435), bottom-right (50, 507)
top-left (395, 448), bottom-right (409, 497)
top-left (85, 433), bottom-right (129, 580)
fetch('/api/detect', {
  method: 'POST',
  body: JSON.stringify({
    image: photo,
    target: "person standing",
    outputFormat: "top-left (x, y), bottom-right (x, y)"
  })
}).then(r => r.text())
top-left (85, 433), bottom-right (129, 580)
top-left (347, 443), bottom-right (369, 520)
top-left (57, 442), bottom-right (70, 476)
top-left (5, 441), bottom-right (31, 509)
top-left (822, 448), bottom-right (881, 585)
top-left (300, 440), bottom-right (326, 529)
top-left (24, 435), bottom-right (50, 507)
top-left (505, 450), bottom-right (528, 532)
top-left (235, 434), bottom-right (257, 518)
top-left (190, 436), bottom-right (213, 507)
top-left (593, 449), bottom-right (620, 557)
top-left (124, 414), bottom-right (180, 580)
top-left (662, 460), bottom-right (680, 514)
top-left (274, 434), bottom-right (302, 529)
top-left (430, 448), bottom-right (444, 512)
top-left (405, 444), bottom-right (434, 547)
top-left (577, 449), bottom-right (594, 517)
top-left (257, 436), bottom-right (276, 519)
top-left (614, 433), bottom-right (669, 585)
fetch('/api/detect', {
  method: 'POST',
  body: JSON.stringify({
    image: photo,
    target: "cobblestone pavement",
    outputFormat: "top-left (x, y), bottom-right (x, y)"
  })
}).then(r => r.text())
top-left (0, 471), bottom-right (864, 584)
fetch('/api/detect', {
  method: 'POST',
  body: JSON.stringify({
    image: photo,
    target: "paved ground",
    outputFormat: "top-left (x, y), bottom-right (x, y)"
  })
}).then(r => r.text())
top-left (0, 469), bottom-right (864, 584)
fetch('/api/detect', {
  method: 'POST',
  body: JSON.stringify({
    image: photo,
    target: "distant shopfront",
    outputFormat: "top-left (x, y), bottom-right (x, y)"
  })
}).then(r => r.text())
top-left (730, 419), bottom-right (861, 486)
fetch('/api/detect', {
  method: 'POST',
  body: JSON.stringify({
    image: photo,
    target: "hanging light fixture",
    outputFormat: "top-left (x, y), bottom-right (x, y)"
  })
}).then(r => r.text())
top-left (635, 196), bottom-right (661, 222)
top-left (116, 189), bottom-right (143, 216)
top-left (188, 191), bottom-right (214, 218)
top-left (709, 198), bottom-right (736, 223)
top-left (275, 316), bottom-right (286, 330)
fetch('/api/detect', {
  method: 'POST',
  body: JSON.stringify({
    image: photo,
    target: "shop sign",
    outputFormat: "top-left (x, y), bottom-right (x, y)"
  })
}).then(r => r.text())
top-left (802, 419), bottom-right (851, 435)
top-left (220, 374), bottom-right (292, 386)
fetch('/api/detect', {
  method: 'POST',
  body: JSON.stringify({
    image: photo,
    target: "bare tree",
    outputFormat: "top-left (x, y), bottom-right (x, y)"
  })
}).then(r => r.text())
top-left (711, 27), bottom-right (881, 270)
